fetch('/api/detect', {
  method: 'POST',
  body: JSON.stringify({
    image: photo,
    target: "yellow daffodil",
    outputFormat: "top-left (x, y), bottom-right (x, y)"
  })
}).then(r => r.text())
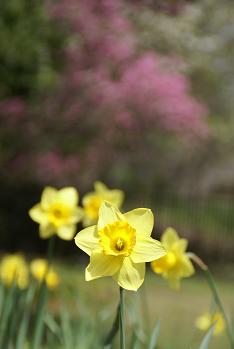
top-left (151, 227), bottom-right (194, 289)
top-left (82, 181), bottom-right (124, 226)
top-left (75, 201), bottom-right (166, 291)
top-left (29, 186), bottom-right (83, 240)
top-left (0, 254), bottom-right (29, 289)
top-left (195, 311), bottom-right (225, 336)
top-left (30, 258), bottom-right (60, 290)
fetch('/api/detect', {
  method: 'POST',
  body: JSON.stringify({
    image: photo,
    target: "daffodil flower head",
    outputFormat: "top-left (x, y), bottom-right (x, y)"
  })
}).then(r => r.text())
top-left (0, 254), bottom-right (29, 289)
top-left (82, 181), bottom-right (124, 226)
top-left (151, 227), bottom-right (194, 289)
top-left (195, 311), bottom-right (225, 336)
top-left (29, 186), bottom-right (83, 240)
top-left (30, 258), bottom-right (60, 290)
top-left (75, 201), bottom-right (166, 291)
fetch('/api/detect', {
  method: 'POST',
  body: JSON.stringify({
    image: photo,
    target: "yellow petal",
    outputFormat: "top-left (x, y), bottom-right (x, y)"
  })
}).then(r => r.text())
top-left (97, 201), bottom-right (124, 230)
top-left (124, 208), bottom-right (154, 237)
top-left (176, 239), bottom-right (188, 253)
top-left (70, 207), bottom-right (84, 224)
top-left (131, 236), bottom-right (166, 263)
top-left (94, 181), bottom-right (108, 193)
top-left (195, 313), bottom-right (211, 331)
top-left (46, 270), bottom-right (60, 290)
top-left (161, 227), bottom-right (179, 249)
top-left (213, 312), bottom-right (225, 336)
top-left (113, 257), bottom-right (145, 291)
top-left (30, 258), bottom-right (48, 281)
top-left (107, 190), bottom-right (124, 208)
top-left (41, 187), bottom-right (58, 209)
top-left (85, 251), bottom-right (122, 281)
top-left (39, 223), bottom-right (55, 239)
top-left (29, 204), bottom-right (47, 224)
top-left (57, 224), bottom-right (76, 240)
top-left (151, 252), bottom-right (176, 274)
top-left (82, 214), bottom-right (95, 227)
top-left (180, 255), bottom-right (195, 277)
top-left (58, 187), bottom-right (79, 206)
top-left (74, 226), bottom-right (99, 256)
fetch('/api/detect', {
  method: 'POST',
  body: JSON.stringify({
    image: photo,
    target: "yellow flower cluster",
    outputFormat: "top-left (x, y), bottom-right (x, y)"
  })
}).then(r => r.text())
top-left (30, 259), bottom-right (60, 290)
top-left (0, 254), bottom-right (60, 290)
top-left (29, 182), bottom-right (197, 292)
top-left (195, 311), bottom-right (225, 336)
top-left (29, 182), bottom-right (124, 240)
top-left (151, 227), bottom-right (194, 289)
top-left (0, 254), bottom-right (28, 289)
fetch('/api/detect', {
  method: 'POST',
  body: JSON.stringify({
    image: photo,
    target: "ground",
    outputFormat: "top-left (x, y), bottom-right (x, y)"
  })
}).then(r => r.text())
top-left (51, 260), bottom-right (234, 349)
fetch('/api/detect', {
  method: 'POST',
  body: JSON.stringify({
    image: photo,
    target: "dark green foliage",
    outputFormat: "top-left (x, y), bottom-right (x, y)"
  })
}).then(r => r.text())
top-left (0, 0), bottom-right (63, 100)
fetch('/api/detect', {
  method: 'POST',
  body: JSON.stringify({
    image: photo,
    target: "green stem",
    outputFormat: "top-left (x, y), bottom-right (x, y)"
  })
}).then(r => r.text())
top-left (47, 235), bottom-right (56, 267)
top-left (31, 236), bottom-right (55, 349)
top-left (189, 253), bottom-right (234, 349)
top-left (204, 269), bottom-right (234, 349)
top-left (119, 287), bottom-right (126, 349)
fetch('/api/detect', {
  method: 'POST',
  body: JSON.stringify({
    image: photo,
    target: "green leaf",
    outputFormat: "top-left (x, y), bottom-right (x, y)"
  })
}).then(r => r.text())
top-left (0, 283), bottom-right (5, 320)
top-left (16, 284), bottom-right (36, 349)
top-left (0, 283), bottom-right (17, 347)
top-left (30, 280), bottom-right (48, 349)
top-left (104, 305), bottom-right (120, 347)
top-left (130, 331), bottom-right (141, 349)
top-left (148, 320), bottom-right (160, 349)
top-left (45, 312), bottom-right (63, 344)
top-left (198, 324), bottom-right (215, 349)
top-left (60, 306), bottom-right (74, 349)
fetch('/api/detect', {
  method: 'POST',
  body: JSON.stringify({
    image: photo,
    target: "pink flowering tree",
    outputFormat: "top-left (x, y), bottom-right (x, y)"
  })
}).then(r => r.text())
top-left (0, 0), bottom-right (208, 190)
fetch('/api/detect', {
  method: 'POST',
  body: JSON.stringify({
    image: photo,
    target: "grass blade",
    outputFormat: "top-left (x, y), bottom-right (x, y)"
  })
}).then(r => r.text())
top-left (104, 305), bottom-right (120, 347)
top-left (198, 324), bottom-right (215, 349)
top-left (45, 312), bottom-right (63, 344)
top-left (16, 284), bottom-right (36, 349)
top-left (0, 283), bottom-right (17, 347)
top-left (60, 306), bottom-right (74, 349)
top-left (148, 320), bottom-right (160, 349)
top-left (0, 283), bottom-right (5, 320)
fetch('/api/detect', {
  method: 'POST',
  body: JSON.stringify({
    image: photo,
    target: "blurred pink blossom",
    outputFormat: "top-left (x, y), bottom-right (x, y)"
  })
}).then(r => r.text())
top-left (1, 0), bottom-right (209, 185)
top-left (49, 0), bottom-right (208, 137)
top-left (35, 152), bottom-right (80, 183)
top-left (0, 98), bottom-right (26, 117)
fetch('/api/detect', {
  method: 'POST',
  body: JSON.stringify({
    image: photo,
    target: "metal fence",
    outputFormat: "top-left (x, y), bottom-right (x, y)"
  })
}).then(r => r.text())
top-left (152, 192), bottom-right (234, 262)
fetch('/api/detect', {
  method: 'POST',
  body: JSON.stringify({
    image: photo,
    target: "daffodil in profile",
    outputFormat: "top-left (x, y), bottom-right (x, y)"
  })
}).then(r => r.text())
top-left (29, 186), bottom-right (83, 240)
top-left (0, 254), bottom-right (29, 289)
top-left (151, 227), bottom-right (194, 289)
top-left (75, 201), bottom-right (165, 291)
top-left (195, 311), bottom-right (225, 336)
top-left (30, 258), bottom-right (60, 290)
top-left (82, 181), bottom-right (124, 226)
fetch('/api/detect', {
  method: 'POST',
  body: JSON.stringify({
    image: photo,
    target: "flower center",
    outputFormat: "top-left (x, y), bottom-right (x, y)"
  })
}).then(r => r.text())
top-left (115, 238), bottom-right (125, 251)
top-left (48, 203), bottom-right (70, 226)
top-left (98, 221), bottom-right (136, 257)
top-left (151, 251), bottom-right (177, 274)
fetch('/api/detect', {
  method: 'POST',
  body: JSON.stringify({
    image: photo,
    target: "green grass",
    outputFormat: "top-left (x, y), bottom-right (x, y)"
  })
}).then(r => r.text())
top-left (50, 260), bottom-right (234, 349)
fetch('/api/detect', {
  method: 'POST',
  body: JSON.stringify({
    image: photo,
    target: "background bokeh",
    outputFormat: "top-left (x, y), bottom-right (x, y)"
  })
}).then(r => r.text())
top-left (1, 1), bottom-right (234, 348)
top-left (1, 0), bottom-right (234, 260)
